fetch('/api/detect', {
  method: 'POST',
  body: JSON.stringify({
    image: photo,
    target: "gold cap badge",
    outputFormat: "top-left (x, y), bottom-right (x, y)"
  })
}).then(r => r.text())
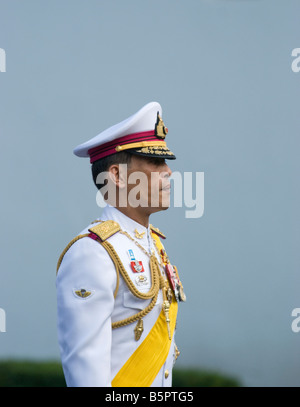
top-left (155, 112), bottom-right (168, 139)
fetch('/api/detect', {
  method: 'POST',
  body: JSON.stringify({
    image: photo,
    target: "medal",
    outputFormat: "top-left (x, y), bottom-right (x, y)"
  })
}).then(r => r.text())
top-left (128, 249), bottom-right (144, 273)
top-left (165, 263), bottom-right (180, 301)
top-left (173, 266), bottom-right (186, 302)
top-left (165, 263), bottom-right (177, 292)
top-left (178, 284), bottom-right (186, 302)
top-left (165, 264), bottom-right (186, 302)
top-left (160, 249), bottom-right (170, 264)
top-left (135, 274), bottom-right (148, 286)
top-left (131, 260), bottom-right (144, 273)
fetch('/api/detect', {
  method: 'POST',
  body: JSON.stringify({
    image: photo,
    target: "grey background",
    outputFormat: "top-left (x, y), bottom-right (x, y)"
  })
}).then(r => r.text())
top-left (0, 0), bottom-right (299, 387)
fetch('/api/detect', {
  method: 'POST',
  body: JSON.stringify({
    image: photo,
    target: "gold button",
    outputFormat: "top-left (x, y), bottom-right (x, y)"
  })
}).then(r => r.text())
top-left (175, 346), bottom-right (180, 361)
top-left (165, 370), bottom-right (169, 379)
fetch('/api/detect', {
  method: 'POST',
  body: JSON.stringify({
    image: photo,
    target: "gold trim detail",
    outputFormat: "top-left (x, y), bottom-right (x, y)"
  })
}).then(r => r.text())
top-left (74, 289), bottom-right (92, 298)
top-left (134, 146), bottom-right (174, 156)
top-left (56, 232), bottom-right (121, 299)
top-left (56, 233), bottom-right (90, 274)
top-left (115, 141), bottom-right (166, 152)
top-left (89, 220), bottom-right (120, 241)
top-left (150, 224), bottom-right (166, 239)
top-left (175, 345), bottom-right (180, 361)
top-left (101, 240), bottom-right (164, 330)
top-left (56, 221), bottom-right (177, 339)
top-left (134, 319), bottom-right (144, 341)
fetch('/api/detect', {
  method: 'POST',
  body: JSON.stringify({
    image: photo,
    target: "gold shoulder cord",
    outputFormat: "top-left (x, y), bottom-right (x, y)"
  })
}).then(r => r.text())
top-left (56, 234), bottom-right (90, 272)
top-left (56, 221), bottom-right (167, 331)
top-left (56, 232), bottom-right (120, 299)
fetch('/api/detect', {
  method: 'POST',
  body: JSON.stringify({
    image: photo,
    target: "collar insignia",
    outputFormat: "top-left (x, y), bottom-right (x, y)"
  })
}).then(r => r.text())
top-left (134, 229), bottom-right (145, 239)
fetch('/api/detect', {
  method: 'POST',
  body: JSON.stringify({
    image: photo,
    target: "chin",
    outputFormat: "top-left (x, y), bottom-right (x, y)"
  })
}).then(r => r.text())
top-left (149, 202), bottom-right (170, 214)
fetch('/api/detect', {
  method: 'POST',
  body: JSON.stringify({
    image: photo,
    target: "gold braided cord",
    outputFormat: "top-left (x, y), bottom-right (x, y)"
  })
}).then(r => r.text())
top-left (99, 240), bottom-right (165, 330)
top-left (101, 241), bottom-right (160, 300)
top-left (56, 227), bottom-right (168, 331)
top-left (112, 292), bottom-right (159, 329)
top-left (56, 234), bottom-right (120, 299)
top-left (56, 234), bottom-right (90, 275)
top-left (108, 251), bottom-right (120, 300)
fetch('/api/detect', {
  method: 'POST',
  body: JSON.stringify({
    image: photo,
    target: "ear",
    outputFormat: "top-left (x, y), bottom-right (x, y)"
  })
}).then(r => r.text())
top-left (108, 164), bottom-right (127, 189)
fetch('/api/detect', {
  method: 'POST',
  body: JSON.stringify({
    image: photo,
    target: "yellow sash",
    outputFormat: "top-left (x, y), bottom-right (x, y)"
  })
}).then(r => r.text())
top-left (112, 231), bottom-right (178, 387)
top-left (112, 299), bottom-right (178, 387)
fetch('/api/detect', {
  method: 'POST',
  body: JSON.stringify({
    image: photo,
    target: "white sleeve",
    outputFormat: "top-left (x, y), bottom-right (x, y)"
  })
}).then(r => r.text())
top-left (56, 236), bottom-right (117, 387)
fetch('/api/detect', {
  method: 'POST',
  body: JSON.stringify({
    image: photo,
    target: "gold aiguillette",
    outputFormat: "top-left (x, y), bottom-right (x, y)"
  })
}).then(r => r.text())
top-left (134, 319), bottom-right (144, 341)
top-left (162, 300), bottom-right (171, 340)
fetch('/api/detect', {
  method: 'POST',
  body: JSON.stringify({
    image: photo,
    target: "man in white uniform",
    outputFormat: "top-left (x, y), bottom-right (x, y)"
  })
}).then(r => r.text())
top-left (56, 102), bottom-right (185, 387)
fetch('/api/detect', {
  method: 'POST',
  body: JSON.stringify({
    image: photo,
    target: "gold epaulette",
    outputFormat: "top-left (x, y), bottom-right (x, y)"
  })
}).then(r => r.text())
top-left (150, 224), bottom-right (166, 239)
top-left (88, 220), bottom-right (120, 241)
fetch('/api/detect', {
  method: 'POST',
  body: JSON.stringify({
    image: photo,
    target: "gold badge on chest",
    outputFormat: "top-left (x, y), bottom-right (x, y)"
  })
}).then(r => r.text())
top-left (134, 229), bottom-right (145, 239)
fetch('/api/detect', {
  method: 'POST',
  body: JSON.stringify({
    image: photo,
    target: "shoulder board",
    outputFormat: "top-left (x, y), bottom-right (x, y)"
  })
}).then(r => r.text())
top-left (150, 224), bottom-right (166, 239)
top-left (88, 220), bottom-right (120, 241)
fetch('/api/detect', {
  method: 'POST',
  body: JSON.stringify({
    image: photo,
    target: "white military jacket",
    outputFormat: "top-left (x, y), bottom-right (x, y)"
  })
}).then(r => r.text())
top-left (56, 205), bottom-right (179, 387)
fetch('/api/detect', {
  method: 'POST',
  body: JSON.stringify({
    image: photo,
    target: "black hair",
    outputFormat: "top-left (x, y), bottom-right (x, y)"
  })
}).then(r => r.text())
top-left (91, 152), bottom-right (132, 190)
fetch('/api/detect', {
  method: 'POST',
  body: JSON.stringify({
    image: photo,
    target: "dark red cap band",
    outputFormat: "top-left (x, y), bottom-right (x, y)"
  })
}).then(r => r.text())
top-left (88, 130), bottom-right (158, 163)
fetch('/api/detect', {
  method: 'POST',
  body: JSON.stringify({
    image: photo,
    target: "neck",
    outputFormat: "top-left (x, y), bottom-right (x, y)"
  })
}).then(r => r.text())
top-left (115, 206), bottom-right (150, 228)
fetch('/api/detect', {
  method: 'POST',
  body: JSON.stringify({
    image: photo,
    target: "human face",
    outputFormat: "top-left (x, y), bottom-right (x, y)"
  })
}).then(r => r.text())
top-left (126, 155), bottom-right (172, 214)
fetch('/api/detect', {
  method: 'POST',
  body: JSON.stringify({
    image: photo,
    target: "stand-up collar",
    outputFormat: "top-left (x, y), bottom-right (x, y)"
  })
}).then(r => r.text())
top-left (100, 205), bottom-right (150, 244)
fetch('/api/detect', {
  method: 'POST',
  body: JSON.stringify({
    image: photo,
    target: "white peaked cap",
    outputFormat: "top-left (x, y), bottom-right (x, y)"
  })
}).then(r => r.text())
top-left (73, 102), bottom-right (176, 163)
